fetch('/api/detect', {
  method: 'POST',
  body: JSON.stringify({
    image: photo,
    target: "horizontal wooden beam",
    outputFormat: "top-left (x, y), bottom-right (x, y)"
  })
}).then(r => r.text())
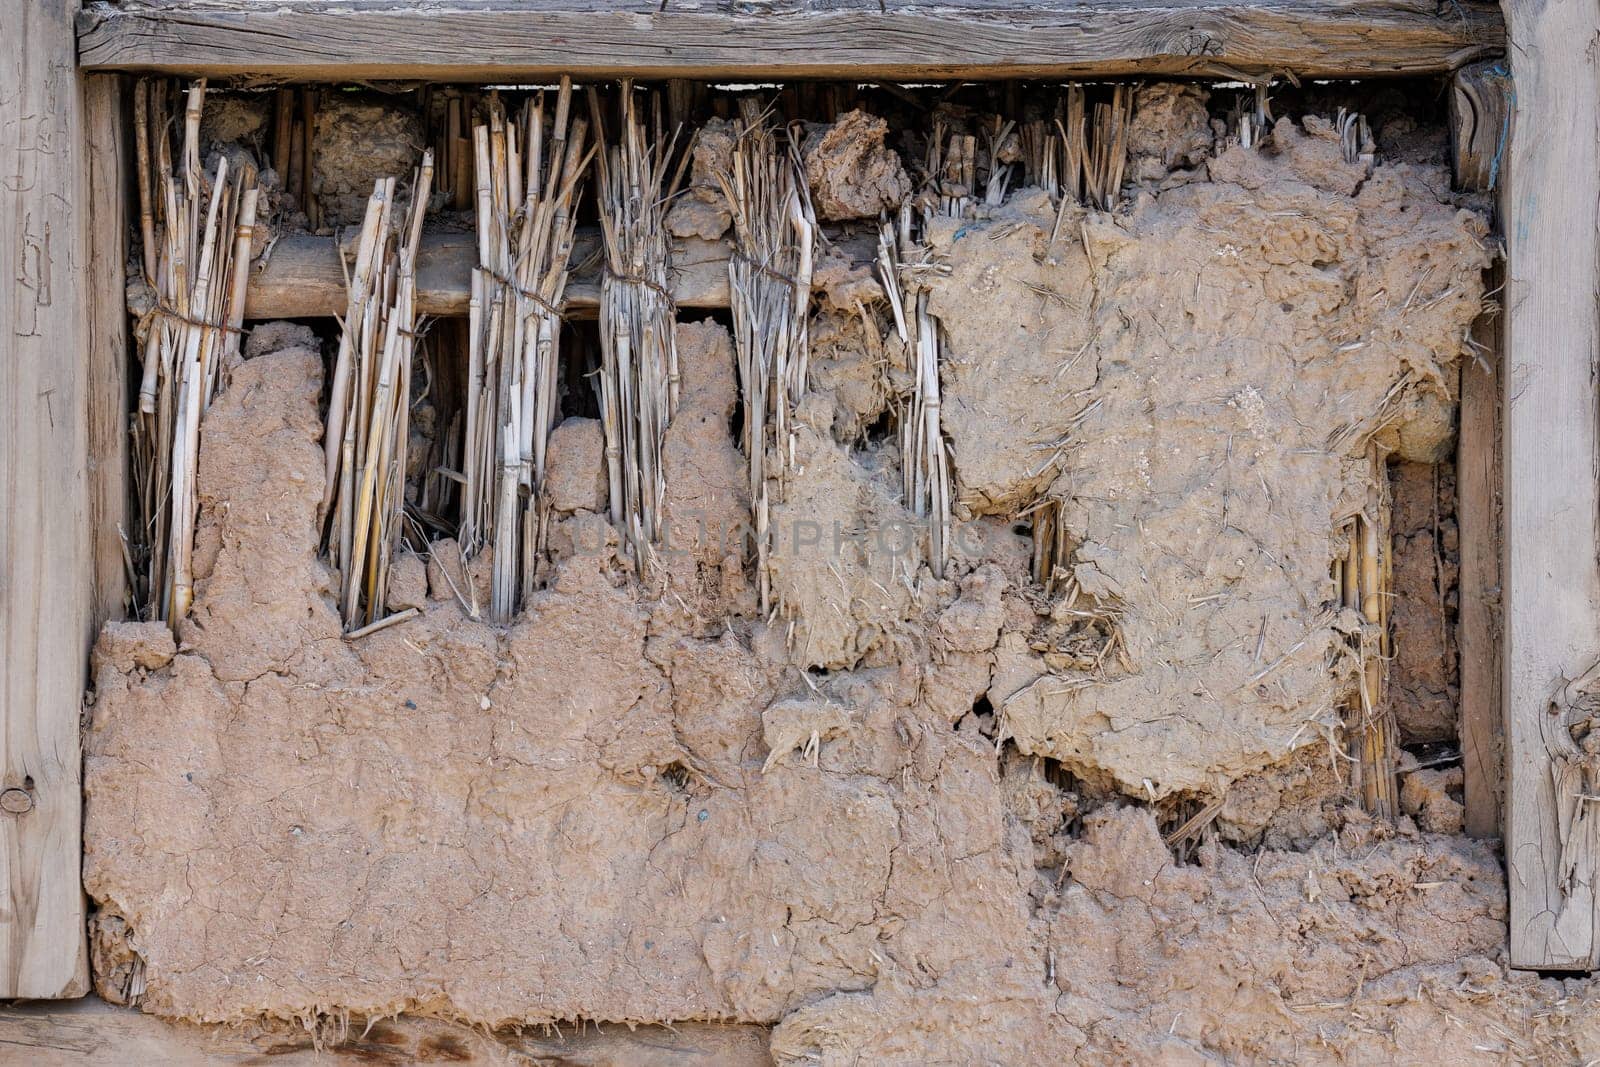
top-left (78, 0), bottom-right (1504, 82)
top-left (244, 230), bottom-right (730, 319)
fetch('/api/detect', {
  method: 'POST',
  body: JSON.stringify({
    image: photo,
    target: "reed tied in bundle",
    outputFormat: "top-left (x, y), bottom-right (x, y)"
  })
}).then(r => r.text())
top-left (589, 81), bottom-right (687, 579)
top-left (131, 79), bottom-right (260, 625)
top-left (460, 82), bottom-right (592, 622)
top-left (715, 102), bottom-right (817, 613)
top-left (877, 202), bottom-right (952, 578)
top-left (320, 152), bottom-right (434, 632)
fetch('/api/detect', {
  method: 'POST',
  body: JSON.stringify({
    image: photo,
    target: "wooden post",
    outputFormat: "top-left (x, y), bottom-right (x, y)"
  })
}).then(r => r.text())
top-left (1502, 0), bottom-right (1600, 970)
top-left (86, 74), bottom-right (131, 632)
top-left (1449, 60), bottom-right (1511, 840)
top-left (0, 2), bottom-right (93, 995)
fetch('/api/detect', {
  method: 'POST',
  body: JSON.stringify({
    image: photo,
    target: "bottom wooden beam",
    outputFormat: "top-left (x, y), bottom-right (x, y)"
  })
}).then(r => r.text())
top-left (0, 998), bottom-right (772, 1067)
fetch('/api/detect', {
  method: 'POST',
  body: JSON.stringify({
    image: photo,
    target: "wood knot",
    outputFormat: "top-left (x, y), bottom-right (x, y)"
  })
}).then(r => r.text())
top-left (0, 788), bottom-right (34, 815)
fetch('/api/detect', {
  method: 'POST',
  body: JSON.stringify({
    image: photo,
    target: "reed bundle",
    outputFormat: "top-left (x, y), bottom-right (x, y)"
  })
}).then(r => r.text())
top-left (878, 204), bottom-right (951, 578)
top-left (715, 102), bottom-right (817, 613)
top-left (1337, 107), bottom-right (1376, 167)
top-left (1335, 470), bottom-right (1398, 817)
top-left (130, 79), bottom-right (260, 625)
top-left (459, 82), bottom-right (592, 622)
top-left (321, 152), bottom-right (434, 632)
top-left (931, 85), bottom-right (1128, 229)
top-left (1028, 498), bottom-right (1072, 595)
top-left (1082, 85), bottom-right (1132, 212)
top-left (590, 82), bottom-right (686, 577)
top-left (1233, 82), bottom-right (1276, 150)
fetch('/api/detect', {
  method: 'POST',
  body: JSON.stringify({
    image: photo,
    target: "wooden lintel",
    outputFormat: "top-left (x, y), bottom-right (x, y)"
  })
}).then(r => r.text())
top-left (76, 0), bottom-right (1504, 82)
top-left (244, 230), bottom-right (731, 320)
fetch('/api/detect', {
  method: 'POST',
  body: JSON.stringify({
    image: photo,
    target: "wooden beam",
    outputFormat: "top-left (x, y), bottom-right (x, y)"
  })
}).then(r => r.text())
top-left (244, 230), bottom-right (731, 319)
top-left (0, 997), bottom-right (772, 1066)
top-left (1502, 0), bottom-right (1600, 970)
top-left (0, 1), bottom-right (92, 997)
top-left (76, 0), bottom-right (1504, 82)
top-left (85, 75), bottom-right (131, 632)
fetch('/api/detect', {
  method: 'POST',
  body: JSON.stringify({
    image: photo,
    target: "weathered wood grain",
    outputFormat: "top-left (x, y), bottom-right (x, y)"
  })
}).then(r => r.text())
top-left (1449, 59), bottom-right (1512, 193)
top-left (244, 229), bottom-right (731, 319)
top-left (1457, 265), bottom-right (1502, 839)
top-left (0, 0), bottom-right (93, 997)
top-left (85, 75), bottom-right (131, 632)
top-left (1502, 0), bottom-right (1600, 970)
top-left (76, 0), bottom-right (1504, 81)
top-left (0, 997), bottom-right (772, 1066)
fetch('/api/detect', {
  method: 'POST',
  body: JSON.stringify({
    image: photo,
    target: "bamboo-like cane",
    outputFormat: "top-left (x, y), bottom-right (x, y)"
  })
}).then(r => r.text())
top-left (1338, 458), bottom-right (1399, 818)
top-left (129, 79), bottom-right (260, 626)
top-left (878, 205), bottom-right (951, 578)
top-left (592, 80), bottom-right (685, 581)
top-left (715, 101), bottom-right (817, 613)
top-left (322, 153), bottom-right (435, 631)
top-left (458, 82), bottom-right (591, 621)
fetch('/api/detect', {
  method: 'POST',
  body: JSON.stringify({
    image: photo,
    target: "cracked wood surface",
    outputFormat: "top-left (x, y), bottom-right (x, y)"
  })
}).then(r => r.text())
top-left (76, 0), bottom-right (1503, 81)
top-left (1502, 0), bottom-right (1600, 970)
top-left (0, 0), bottom-right (92, 997)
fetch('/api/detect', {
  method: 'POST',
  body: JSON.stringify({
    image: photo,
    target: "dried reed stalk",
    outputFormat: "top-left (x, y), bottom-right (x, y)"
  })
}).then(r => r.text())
top-left (878, 203), bottom-right (952, 578)
top-left (1083, 85), bottom-right (1131, 212)
top-left (715, 101), bottom-right (817, 613)
top-left (129, 79), bottom-right (260, 625)
top-left (590, 82), bottom-right (686, 579)
top-left (459, 82), bottom-right (591, 621)
top-left (1337, 107), bottom-right (1376, 167)
top-left (321, 151), bottom-right (435, 631)
top-left (1335, 457), bottom-right (1398, 817)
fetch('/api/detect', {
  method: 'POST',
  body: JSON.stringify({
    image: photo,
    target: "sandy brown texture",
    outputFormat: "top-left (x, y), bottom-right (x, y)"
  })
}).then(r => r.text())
top-left (926, 118), bottom-right (1488, 798)
top-left (312, 94), bottom-right (424, 227)
top-left (665, 117), bottom-right (735, 241)
top-left (657, 320), bottom-right (756, 627)
top-left (1126, 82), bottom-right (1214, 183)
top-left (545, 416), bottom-right (608, 514)
top-left (84, 97), bottom-right (1551, 1064)
top-left (1389, 460), bottom-right (1459, 743)
top-left (801, 110), bottom-right (911, 222)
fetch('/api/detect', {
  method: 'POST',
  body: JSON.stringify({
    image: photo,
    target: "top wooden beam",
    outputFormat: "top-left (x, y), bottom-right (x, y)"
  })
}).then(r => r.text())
top-left (76, 0), bottom-right (1503, 82)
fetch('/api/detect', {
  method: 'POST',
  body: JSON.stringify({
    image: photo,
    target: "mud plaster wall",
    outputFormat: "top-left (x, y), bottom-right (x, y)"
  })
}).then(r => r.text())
top-left (85, 89), bottom-right (1600, 1062)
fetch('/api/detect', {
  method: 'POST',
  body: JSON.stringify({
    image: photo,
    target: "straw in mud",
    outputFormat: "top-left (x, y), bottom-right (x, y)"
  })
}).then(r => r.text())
top-left (459, 81), bottom-right (591, 622)
top-left (715, 100), bottom-right (817, 613)
top-left (878, 202), bottom-right (951, 578)
top-left (320, 151), bottom-right (435, 632)
top-left (1335, 455), bottom-right (1398, 818)
top-left (590, 80), bottom-right (686, 580)
top-left (130, 78), bottom-right (260, 626)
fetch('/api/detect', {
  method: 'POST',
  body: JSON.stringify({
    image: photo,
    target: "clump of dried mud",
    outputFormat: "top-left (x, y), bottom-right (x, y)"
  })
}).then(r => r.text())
top-left (86, 96), bottom-right (1573, 1064)
top-left (927, 116), bottom-right (1489, 798)
top-left (802, 110), bottom-right (911, 221)
top-left (312, 94), bottom-right (425, 227)
top-left (1390, 460), bottom-right (1460, 743)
